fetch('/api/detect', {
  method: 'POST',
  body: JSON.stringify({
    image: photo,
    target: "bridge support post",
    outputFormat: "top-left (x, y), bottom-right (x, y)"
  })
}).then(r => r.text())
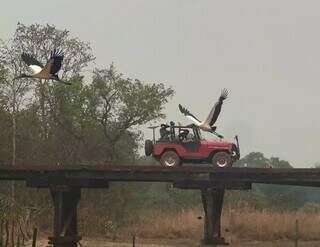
top-left (48, 187), bottom-right (81, 247)
top-left (201, 188), bottom-right (228, 246)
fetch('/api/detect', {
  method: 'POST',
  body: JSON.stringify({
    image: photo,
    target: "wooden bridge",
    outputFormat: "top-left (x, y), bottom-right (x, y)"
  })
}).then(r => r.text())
top-left (1, 165), bottom-right (320, 247)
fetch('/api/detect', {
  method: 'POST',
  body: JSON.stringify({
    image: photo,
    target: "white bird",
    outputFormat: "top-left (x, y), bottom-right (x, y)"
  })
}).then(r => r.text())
top-left (178, 89), bottom-right (228, 137)
top-left (14, 49), bottom-right (71, 85)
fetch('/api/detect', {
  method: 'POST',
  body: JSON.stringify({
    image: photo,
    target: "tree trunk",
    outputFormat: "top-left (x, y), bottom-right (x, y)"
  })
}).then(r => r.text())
top-left (11, 110), bottom-right (16, 167)
top-left (10, 220), bottom-right (14, 247)
top-left (0, 220), bottom-right (3, 247)
top-left (18, 223), bottom-right (24, 246)
top-left (16, 233), bottom-right (19, 247)
top-left (11, 109), bottom-right (16, 200)
top-left (10, 93), bottom-right (16, 247)
top-left (11, 95), bottom-right (16, 247)
top-left (5, 221), bottom-right (9, 247)
top-left (39, 80), bottom-right (48, 139)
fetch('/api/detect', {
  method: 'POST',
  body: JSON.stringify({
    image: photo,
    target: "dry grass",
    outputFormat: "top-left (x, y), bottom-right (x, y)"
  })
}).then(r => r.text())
top-left (123, 210), bottom-right (203, 239)
top-left (119, 208), bottom-right (320, 241)
top-left (224, 208), bottom-right (320, 241)
top-left (37, 207), bottom-right (320, 243)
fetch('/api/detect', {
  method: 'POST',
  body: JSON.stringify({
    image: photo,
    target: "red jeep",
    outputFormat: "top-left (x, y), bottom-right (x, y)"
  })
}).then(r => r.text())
top-left (145, 122), bottom-right (240, 168)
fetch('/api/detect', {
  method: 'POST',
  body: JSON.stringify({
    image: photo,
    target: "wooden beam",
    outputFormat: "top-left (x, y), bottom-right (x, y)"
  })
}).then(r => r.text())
top-left (174, 181), bottom-right (251, 190)
top-left (201, 188), bottom-right (228, 246)
top-left (49, 187), bottom-right (81, 247)
top-left (26, 178), bottom-right (109, 188)
top-left (0, 165), bottom-right (319, 188)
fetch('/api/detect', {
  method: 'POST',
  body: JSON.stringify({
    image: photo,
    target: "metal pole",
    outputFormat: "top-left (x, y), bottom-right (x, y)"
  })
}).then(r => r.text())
top-left (132, 235), bottom-right (136, 247)
top-left (294, 219), bottom-right (299, 247)
top-left (32, 228), bottom-right (37, 247)
top-left (152, 129), bottom-right (155, 144)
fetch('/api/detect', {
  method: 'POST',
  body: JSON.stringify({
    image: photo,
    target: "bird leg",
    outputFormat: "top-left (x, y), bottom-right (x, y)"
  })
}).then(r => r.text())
top-left (212, 131), bottom-right (224, 139)
top-left (209, 126), bottom-right (223, 139)
top-left (211, 126), bottom-right (217, 132)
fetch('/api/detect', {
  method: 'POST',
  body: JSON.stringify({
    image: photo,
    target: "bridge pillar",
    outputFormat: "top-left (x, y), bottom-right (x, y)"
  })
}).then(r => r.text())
top-left (48, 187), bottom-right (81, 247)
top-left (201, 188), bottom-right (228, 246)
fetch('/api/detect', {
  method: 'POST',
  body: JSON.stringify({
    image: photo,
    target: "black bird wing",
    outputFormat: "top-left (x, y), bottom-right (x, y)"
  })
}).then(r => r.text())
top-left (178, 104), bottom-right (202, 125)
top-left (50, 49), bottom-right (64, 74)
top-left (43, 49), bottom-right (64, 75)
top-left (205, 88), bottom-right (228, 126)
top-left (21, 53), bottom-right (44, 68)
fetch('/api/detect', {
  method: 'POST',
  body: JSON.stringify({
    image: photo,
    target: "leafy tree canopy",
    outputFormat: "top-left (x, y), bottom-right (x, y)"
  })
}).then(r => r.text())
top-left (236, 151), bottom-right (292, 168)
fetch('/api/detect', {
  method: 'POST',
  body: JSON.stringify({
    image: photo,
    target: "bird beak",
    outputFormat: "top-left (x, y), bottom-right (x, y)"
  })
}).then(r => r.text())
top-left (59, 80), bottom-right (72, 85)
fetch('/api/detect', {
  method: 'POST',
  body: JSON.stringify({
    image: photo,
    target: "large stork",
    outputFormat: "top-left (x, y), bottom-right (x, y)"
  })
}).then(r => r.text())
top-left (14, 49), bottom-right (71, 85)
top-left (178, 89), bottom-right (228, 138)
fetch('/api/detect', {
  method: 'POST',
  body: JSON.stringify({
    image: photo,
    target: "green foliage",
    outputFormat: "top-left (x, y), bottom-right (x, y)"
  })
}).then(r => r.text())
top-left (233, 152), bottom-right (320, 211)
top-left (235, 152), bottom-right (292, 168)
top-left (0, 23), bottom-right (174, 166)
top-left (0, 22), bottom-right (175, 228)
top-left (12, 23), bottom-right (95, 79)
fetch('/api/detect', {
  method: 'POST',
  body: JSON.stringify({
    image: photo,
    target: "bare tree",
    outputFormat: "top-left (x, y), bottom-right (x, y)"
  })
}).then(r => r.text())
top-left (0, 41), bottom-right (32, 199)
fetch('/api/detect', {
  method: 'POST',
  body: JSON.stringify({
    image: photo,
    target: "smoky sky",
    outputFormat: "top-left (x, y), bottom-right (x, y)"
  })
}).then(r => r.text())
top-left (1, 0), bottom-right (320, 167)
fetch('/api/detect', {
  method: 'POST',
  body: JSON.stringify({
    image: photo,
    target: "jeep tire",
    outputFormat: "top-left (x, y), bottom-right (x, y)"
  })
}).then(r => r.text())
top-left (160, 151), bottom-right (181, 167)
top-left (212, 152), bottom-right (232, 168)
top-left (145, 140), bottom-right (154, 156)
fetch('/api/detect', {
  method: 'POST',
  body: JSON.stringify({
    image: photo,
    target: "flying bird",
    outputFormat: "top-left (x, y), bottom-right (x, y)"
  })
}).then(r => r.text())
top-left (178, 89), bottom-right (228, 137)
top-left (14, 49), bottom-right (71, 85)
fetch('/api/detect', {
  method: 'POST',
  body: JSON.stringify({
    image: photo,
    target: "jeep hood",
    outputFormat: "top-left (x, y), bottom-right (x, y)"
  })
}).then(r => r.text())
top-left (201, 140), bottom-right (231, 148)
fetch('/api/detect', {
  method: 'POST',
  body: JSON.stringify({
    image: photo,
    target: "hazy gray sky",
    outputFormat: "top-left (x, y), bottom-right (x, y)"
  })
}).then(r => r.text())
top-left (2, 0), bottom-right (320, 167)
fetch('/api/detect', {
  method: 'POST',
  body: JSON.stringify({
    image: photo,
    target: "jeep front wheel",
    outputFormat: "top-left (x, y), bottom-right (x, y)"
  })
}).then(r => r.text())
top-left (212, 152), bottom-right (232, 168)
top-left (160, 151), bottom-right (181, 167)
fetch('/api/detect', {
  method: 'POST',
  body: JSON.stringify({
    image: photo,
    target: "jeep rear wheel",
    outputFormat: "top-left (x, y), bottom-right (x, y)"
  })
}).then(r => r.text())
top-left (212, 152), bottom-right (232, 168)
top-left (160, 151), bottom-right (181, 167)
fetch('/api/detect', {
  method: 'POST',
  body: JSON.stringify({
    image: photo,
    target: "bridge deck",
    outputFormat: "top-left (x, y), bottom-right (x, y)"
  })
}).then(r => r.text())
top-left (0, 165), bottom-right (319, 187)
top-left (2, 165), bottom-right (320, 246)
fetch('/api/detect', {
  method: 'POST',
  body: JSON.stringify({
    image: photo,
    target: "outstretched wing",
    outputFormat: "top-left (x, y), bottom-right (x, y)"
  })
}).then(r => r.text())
top-left (50, 49), bottom-right (64, 74)
top-left (178, 104), bottom-right (202, 126)
top-left (21, 53), bottom-right (44, 67)
top-left (204, 88), bottom-right (228, 126)
top-left (42, 49), bottom-right (64, 75)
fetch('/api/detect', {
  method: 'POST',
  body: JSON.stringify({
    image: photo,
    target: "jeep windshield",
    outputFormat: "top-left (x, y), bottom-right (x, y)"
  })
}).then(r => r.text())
top-left (193, 126), bottom-right (203, 140)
